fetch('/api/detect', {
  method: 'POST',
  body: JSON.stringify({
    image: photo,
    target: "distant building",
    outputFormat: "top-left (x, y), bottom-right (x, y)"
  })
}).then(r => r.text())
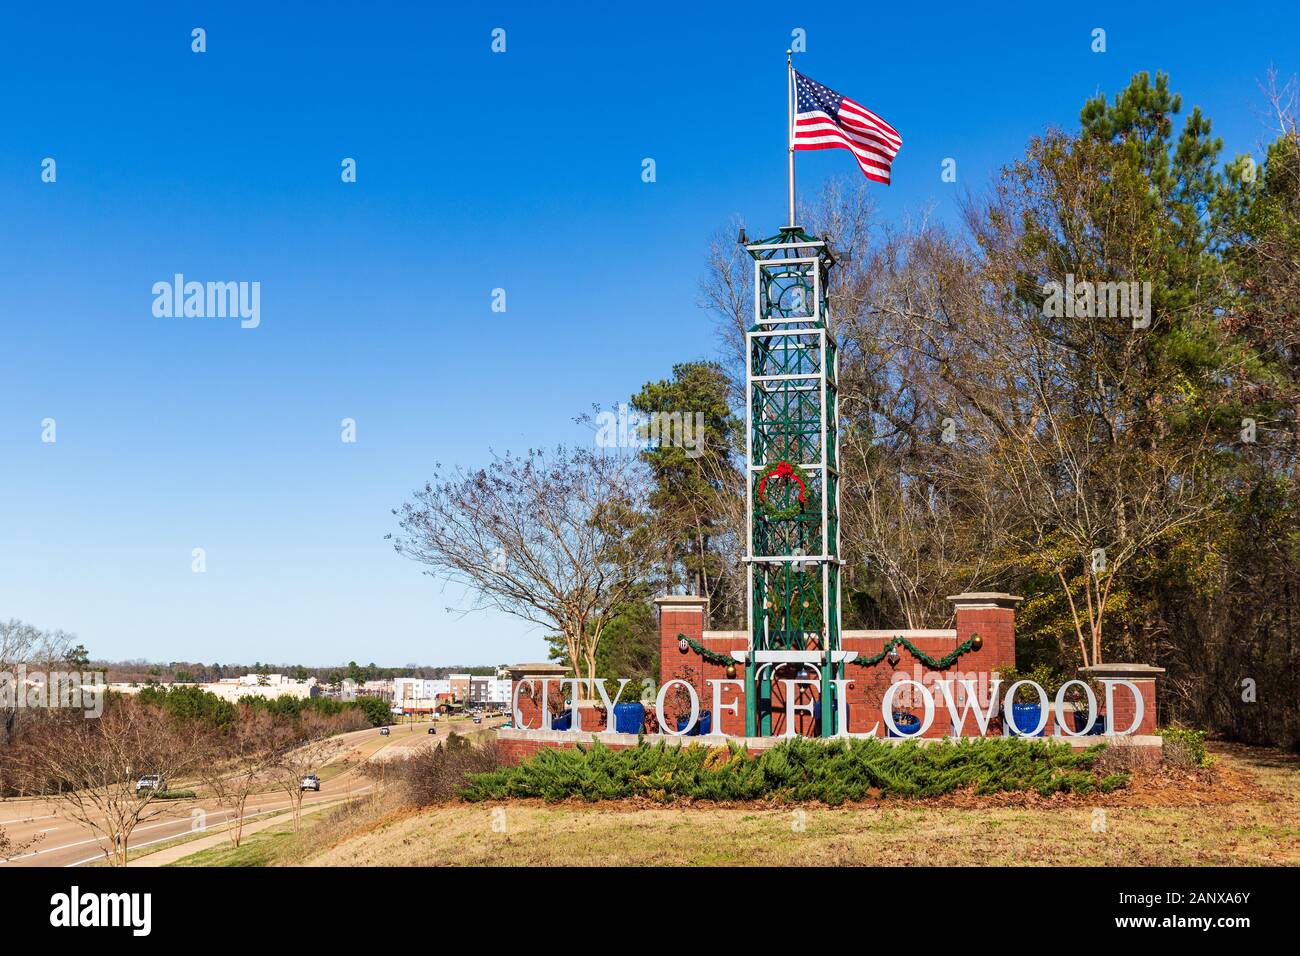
top-left (109, 673), bottom-right (318, 702)
top-left (357, 679), bottom-right (394, 701)
top-left (203, 674), bottom-right (318, 702)
top-left (331, 678), bottom-right (358, 701)
top-left (448, 674), bottom-right (471, 702)
top-left (387, 675), bottom-right (509, 713)
top-left (392, 677), bottom-right (451, 714)
top-left (469, 676), bottom-right (511, 708)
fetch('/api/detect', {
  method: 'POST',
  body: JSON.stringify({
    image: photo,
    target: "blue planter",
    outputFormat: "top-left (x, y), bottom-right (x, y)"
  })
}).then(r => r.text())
top-left (676, 710), bottom-right (712, 736)
top-left (1009, 703), bottom-right (1044, 737)
top-left (613, 702), bottom-right (645, 735)
top-left (1072, 711), bottom-right (1105, 735)
top-left (550, 711), bottom-right (572, 731)
top-left (888, 712), bottom-right (922, 738)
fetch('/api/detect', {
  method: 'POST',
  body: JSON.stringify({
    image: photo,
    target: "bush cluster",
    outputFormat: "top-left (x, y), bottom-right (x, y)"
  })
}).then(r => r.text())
top-left (462, 737), bottom-right (1127, 805)
top-left (381, 733), bottom-right (501, 806)
top-left (1157, 728), bottom-right (1212, 768)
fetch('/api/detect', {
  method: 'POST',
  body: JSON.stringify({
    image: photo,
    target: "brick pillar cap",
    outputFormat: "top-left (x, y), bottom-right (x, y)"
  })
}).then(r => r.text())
top-left (507, 663), bottom-right (569, 680)
top-left (946, 592), bottom-right (1023, 609)
top-left (654, 595), bottom-right (710, 610)
top-left (1078, 663), bottom-right (1166, 679)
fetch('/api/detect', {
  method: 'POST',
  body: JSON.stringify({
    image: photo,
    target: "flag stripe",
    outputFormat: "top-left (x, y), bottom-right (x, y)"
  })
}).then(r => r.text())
top-left (840, 99), bottom-right (901, 145)
top-left (791, 70), bottom-right (901, 185)
top-left (794, 135), bottom-right (893, 176)
top-left (796, 142), bottom-right (893, 184)
top-left (796, 114), bottom-right (898, 159)
top-left (795, 120), bottom-right (897, 168)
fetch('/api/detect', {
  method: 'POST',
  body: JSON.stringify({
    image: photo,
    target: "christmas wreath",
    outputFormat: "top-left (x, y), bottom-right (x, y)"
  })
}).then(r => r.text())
top-left (757, 459), bottom-right (812, 521)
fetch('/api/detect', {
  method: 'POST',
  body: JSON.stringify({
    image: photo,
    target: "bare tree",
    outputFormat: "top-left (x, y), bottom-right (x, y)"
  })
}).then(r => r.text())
top-left (393, 446), bottom-right (654, 690)
top-left (857, 132), bottom-right (1226, 664)
top-left (271, 715), bottom-right (350, 831)
top-left (0, 826), bottom-right (43, 862)
top-left (16, 698), bottom-right (204, 866)
top-left (199, 706), bottom-right (286, 848)
top-left (0, 619), bottom-right (74, 669)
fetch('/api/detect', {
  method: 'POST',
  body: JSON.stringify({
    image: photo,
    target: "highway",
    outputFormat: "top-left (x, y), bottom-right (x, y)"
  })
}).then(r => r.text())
top-left (0, 720), bottom-right (455, 868)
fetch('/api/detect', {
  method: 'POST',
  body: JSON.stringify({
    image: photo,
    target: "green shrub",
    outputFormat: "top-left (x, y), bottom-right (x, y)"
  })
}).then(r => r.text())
top-left (1097, 774), bottom-right (1128, 792)
top-left (153, 790), bottom-right (197, 799)
top-left (461, 737), bottom-right (1126, 805)
top-left (1157, 728), bottom-right (1212, 768)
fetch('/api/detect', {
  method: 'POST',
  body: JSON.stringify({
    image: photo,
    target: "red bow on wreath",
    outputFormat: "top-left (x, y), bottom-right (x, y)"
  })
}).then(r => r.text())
top-left (759, 463), bottom-right (806, 512)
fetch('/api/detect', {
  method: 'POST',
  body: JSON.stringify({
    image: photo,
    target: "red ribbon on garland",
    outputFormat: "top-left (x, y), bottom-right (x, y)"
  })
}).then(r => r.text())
top-left (758, 460), bottom-right (807, 506)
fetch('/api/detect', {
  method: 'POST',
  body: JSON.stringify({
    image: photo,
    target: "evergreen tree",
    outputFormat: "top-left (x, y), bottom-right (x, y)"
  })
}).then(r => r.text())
top-left (631, 361), bottom-right (742, 620)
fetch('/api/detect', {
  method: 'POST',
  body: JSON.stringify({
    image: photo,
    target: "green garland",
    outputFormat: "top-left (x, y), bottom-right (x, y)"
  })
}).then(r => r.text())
top-left (679, 633), bottom-right (980, 671)
top-left (849, 634), bottom-right (980, 670)
top-left (679, 635), bottom-right (735, 666)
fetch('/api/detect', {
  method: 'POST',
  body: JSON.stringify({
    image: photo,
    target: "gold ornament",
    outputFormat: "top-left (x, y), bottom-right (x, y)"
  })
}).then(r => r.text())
top-left (725, 663), bottom-right (737, 680)
top-left (971, 633), bottom-right (983, 651)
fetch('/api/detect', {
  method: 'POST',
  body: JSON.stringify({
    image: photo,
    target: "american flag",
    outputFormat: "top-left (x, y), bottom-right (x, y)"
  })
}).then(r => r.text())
top-left (792, 70), bottom-right (902, 185)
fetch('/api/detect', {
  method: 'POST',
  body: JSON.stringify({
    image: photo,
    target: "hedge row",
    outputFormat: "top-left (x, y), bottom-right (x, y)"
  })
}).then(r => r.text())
top-left (462, 736), bottom-right (1127, 804)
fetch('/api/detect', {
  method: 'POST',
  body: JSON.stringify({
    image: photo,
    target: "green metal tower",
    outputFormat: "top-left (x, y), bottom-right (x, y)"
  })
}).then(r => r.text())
top-left (742, 225), bottom-right (845, 738)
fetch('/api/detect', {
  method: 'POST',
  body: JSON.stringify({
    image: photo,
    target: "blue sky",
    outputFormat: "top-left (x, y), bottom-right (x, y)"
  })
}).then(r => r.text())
top-left (1, 1), bottom-right (1294, 666)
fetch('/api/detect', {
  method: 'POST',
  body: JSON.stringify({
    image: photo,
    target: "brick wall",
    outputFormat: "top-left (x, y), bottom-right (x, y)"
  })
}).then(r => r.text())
top-left (655, 593), bottom-right (1027, 738)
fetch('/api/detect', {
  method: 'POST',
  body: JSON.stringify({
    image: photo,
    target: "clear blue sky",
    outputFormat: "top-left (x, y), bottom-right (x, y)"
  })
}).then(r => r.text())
top-left (1, 1), bottom-right (1294, 666)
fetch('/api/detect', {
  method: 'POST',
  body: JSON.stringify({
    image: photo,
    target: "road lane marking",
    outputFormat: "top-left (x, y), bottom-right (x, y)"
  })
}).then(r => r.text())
top-left (1, 785), bottom-right (376, 866)
top-left (61, 791), bottom-right (372, 867)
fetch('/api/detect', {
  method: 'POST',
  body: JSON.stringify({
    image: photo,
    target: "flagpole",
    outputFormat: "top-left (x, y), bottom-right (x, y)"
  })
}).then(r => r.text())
top-left (786, 49), bottom-right (796, 228)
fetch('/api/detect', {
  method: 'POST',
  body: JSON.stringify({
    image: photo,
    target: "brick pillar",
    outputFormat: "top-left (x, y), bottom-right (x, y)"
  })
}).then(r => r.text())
top-left (946, 593), bottom-right (1021, 736)
top-left (1079, 663), bottom-right (1165, 735)
top-left (507, 663), bottom-right (569, 730)
top-left (947, 592), bottom-right (1020, 672)
top-left (655, 595), bottom-right (710, 733)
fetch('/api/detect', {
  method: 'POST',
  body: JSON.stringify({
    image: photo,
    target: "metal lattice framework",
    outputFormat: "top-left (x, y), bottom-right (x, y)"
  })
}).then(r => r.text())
top-left (742, 226), bottom-right (843, 737)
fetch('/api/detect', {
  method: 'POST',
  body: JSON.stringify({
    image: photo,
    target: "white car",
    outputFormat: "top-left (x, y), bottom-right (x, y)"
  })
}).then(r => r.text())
top-left (136, 774), bottom-right (165, 794)
top-left (300, 774), bottom-right (320, 792)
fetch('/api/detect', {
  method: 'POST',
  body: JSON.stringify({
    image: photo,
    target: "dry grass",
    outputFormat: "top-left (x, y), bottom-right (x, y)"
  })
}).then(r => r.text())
top-left (274, 743), bottom-right (1299, 867)
top-left (166, 743), bottom-right (1299, 867)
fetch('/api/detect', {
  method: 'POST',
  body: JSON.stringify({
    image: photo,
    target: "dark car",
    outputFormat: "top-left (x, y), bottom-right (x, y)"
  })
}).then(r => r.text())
top-left (427, 726), bottom-right (437, 734)
top-left (379, 726), bottom-right (390, 736)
